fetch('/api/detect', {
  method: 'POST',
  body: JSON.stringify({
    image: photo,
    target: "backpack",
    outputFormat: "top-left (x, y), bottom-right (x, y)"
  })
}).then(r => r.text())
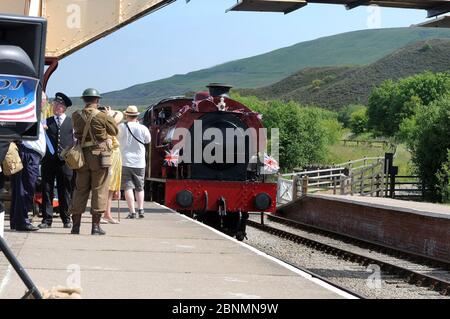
top-left (2, 142), bottom-right (23, 176)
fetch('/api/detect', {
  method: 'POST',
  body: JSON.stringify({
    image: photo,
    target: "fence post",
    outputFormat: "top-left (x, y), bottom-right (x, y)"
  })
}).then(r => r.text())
top-left (375, 174), bottom-right (381, 197)
top-left (389, 166), bottom-right (398, 199)
top-left (421, 179), bottom-right (426, 201)
top-left (359, 170), bottom-right (364, 195)
top-left (390, 174), bottom-right (395, 198)
top-left (333, 176), bottom-right (337, 195)
top-left (349, 165), bottom-right (354, 195)
top-left (384, 153), bottom-right (394, 197)
top-left (276, 175), bottom-right (281, 203)
top-left (292, 175), bottom-right (299, 200)
top-left (301, 175), bottom-right (308, 197)
top-left (340, 175), bottom-right (346, 195)
top-left (370, 165), bottom-right (375, 196)
top-left (380, 159), bottom-right (385, 197)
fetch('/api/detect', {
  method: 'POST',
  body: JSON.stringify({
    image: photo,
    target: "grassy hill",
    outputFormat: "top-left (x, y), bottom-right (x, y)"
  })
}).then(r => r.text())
top-left (92, 27), bottom-right (450, 108)
top-left (238, 39), bottom-right (450, 109)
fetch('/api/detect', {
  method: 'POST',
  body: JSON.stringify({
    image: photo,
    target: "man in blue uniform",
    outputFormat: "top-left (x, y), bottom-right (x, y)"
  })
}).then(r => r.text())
top-left (10, 122), bottom-right (46, 232)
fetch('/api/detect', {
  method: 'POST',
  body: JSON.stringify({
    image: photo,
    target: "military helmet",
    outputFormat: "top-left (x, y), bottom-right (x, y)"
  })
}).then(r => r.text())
top-left (81, 88), bottom-right (102, 98)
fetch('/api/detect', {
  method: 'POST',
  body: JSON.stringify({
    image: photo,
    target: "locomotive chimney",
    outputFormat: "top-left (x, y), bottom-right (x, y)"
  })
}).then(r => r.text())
top-left (207, 83), bottom-right (233, 97)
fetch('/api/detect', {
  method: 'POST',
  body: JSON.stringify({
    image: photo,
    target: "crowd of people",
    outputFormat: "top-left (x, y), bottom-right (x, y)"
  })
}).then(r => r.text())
top-left (7, 88), bottom-right (151, 235)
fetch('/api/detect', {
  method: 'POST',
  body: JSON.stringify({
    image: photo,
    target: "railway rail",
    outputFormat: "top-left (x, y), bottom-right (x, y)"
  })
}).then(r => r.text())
top-left (263, 253), bottom-right (364, 299)
top-left (246, 213), bottom-right (450, 296)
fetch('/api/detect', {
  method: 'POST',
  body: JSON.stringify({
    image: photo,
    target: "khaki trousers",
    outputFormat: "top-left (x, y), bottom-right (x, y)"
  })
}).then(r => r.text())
top-left (70, 149), bottom-right (110, 215)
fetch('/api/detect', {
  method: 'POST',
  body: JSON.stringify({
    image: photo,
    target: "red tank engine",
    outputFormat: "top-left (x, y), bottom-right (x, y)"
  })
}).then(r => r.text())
top-left (143, 84), bottom-right (277, 240)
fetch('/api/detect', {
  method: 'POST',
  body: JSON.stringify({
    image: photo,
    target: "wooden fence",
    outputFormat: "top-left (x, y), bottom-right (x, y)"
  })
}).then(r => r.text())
top-left (341, 139), bottom-right (391, 148)
top-left (388, 175), bottom-right (426, 201)
top-left (277, 156), bottom-right (386, 205)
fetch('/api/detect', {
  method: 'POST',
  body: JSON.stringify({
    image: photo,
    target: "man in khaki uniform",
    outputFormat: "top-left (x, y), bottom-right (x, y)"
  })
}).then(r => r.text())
top-left (70, 88), bottom-right (118, 235)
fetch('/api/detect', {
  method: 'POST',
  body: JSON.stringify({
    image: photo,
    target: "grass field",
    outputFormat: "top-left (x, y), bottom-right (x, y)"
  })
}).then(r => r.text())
top-left (323, 131), bottom-right (413, 175)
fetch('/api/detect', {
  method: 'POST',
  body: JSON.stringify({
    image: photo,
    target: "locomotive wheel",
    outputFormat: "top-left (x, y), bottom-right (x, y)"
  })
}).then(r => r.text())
top-left (196, 211), bottom-right (248, 241)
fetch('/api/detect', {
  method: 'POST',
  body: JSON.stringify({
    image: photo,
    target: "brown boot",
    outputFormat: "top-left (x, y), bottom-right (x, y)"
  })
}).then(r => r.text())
top-left (91, 213), bottom-right (106, 235)
top-left (71, 215), bottom-right (82, 234)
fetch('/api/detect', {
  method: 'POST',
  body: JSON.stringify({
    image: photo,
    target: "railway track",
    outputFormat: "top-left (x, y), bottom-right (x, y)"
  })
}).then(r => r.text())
top-left (266, 254), bottom-right (364, 299)
top-left (246, 213), bottom-right (450, 297)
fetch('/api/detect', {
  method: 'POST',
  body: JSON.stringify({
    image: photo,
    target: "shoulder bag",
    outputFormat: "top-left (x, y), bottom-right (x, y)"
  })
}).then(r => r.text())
top-left (61, 110), bottom-right (98, 170)
top-left (2, 142), bottom-right (23, 176)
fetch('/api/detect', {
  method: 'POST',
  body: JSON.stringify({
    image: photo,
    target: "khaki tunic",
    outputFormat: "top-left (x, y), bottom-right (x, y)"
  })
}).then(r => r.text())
top-left (70, 104), bottom-right (119, 215)
top-left (72, 104), bottom-right (118, 147)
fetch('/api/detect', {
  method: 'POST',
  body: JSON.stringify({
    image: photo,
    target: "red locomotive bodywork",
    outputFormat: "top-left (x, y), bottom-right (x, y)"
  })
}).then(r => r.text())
top-left (165, 180), bottom-right (277, 213)
top-left (143, 85), bottom-right (277, 240)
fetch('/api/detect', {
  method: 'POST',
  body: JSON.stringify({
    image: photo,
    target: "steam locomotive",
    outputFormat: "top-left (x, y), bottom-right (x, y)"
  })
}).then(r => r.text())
top-left (143, 84), bottom-right (277, 240)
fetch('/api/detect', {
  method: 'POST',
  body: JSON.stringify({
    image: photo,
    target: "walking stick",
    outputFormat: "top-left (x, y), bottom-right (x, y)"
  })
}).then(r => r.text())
top-left (117, 193), bottom-right (120, 222)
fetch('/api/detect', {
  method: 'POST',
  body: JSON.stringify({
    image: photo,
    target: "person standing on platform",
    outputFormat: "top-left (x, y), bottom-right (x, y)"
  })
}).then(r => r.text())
top-left (102, 107), bottom-right (123, 224)
top-left (38, 92), bottom-right (75, 229)
top-left (118, 106), bottom-right (151, 219)
top-left (69, 88), bottom-right (118, 235)
top-left (10, 122), bottom-right (46, 232)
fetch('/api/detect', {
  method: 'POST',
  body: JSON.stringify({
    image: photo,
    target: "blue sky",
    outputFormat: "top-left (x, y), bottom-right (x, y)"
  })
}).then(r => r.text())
top-left (46, 0), bottom-right (428, 97)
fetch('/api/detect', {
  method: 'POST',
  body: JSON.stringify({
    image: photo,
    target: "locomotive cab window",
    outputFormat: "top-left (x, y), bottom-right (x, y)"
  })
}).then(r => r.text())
top-left (154, 107), bottom-right (172, 125)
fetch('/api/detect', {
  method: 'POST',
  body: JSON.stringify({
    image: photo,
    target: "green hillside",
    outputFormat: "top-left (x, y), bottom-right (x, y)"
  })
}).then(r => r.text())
top-left (93, 27), bottom-right (450, 107)
top-left (239, 39), bottom-right (450, 109)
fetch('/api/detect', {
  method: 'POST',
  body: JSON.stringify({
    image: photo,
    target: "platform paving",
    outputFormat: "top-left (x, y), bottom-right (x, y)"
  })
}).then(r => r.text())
top-left (0, 202), bottom-right (345, 299)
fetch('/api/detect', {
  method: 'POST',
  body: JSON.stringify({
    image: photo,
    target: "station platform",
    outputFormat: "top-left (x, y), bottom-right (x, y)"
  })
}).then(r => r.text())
top-left (277, 194), bottom-right (450, 263)
top-left (0, 202), bottom-right (349, 299)
top-left (315, 194), bottom-right (450, 219)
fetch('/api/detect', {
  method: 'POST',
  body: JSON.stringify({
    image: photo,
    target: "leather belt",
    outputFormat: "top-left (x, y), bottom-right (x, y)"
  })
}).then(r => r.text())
top-left (82, 141), bottom-right (96, 148)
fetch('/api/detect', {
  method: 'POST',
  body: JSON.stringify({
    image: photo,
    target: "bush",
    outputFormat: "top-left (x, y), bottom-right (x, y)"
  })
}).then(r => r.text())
top-left (312, 79), bottom-right (323, 88)
top-left (436, 151), bottom-right (450, 203)
top-left (420, 43), bottom-right (432, 52)
top-left (400, 96), bottom-right (450, 202)
top-left (338, 104), bottom-right (366, 128)
top-left (349, 108), bottom-right (368, 135)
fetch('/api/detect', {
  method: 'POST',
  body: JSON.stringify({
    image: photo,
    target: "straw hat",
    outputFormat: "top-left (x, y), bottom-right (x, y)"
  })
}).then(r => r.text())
top-left (110, 110), bottom-right (124, 124)
top-left (124, 105), bottom-right (140, 116)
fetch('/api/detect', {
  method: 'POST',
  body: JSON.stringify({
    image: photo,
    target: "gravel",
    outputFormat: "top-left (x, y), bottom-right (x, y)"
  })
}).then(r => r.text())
top-left (245, 218), bottom-right (450, 299)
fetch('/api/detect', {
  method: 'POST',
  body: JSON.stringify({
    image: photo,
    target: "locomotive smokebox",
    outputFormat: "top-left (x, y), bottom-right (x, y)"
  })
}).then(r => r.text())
top-left (207, 83), bottom-right (233, 97)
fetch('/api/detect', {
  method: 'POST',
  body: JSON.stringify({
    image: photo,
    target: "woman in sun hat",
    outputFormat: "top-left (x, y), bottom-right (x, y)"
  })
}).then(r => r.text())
top-left (102, 106), bottom-right (123, 224)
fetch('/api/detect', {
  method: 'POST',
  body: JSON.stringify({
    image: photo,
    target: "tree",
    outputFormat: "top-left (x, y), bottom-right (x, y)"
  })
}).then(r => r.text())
top-left (367, 72), bottom-right (450, 136)
top-left (400, 96), bottom-right (450, 202)
top-left (232, 94), bottom-right (341, 171)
